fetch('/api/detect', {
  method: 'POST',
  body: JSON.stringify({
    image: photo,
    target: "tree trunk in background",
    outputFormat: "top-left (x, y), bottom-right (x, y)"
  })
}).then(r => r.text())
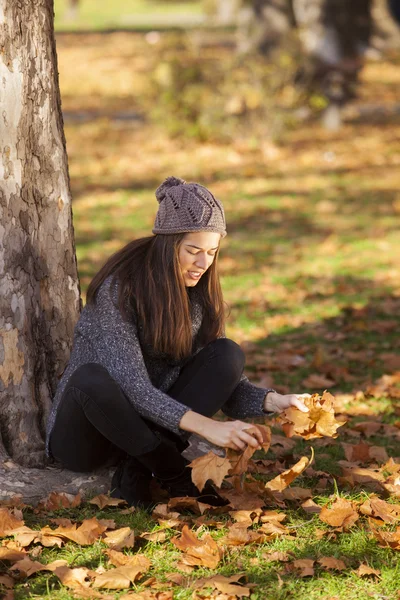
top-left (0, 0), bottom-right (81, 467)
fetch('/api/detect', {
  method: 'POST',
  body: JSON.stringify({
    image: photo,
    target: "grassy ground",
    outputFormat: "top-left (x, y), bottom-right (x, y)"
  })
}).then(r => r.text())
top-left (3, 32), bottom-right (400, 600)
top-left (54, 0), bottom-right (204, 31)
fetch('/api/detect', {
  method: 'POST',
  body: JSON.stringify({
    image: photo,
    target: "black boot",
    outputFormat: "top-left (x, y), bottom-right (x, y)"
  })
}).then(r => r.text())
top-left (136, 440), bottom-right (229, 507)
top-left (160, 466), bottom-right (229, 507)
top-left (110, 455), bottom-right (154, 510)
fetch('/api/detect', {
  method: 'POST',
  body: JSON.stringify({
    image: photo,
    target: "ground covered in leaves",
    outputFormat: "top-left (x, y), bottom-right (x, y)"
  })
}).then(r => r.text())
top-left (3, 29), bottom-right (400, 600)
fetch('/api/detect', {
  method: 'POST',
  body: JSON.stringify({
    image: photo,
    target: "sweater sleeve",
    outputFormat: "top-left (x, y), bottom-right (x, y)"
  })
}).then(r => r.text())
top-left (89, 277), bottom-right (191, 435)
top-left (221, 373), bottom-right (272, 420)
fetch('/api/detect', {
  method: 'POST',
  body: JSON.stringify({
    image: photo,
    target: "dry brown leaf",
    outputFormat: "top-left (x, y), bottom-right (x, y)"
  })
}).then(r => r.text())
top-left (292, 558), bottom-right (315, 577)
top-left (89, 495), bottom-right (127, 509)
top-left (229, 509), bottom-right (262, 526)
top-left (355, 564), bottom-right (381, 577)
top-left (227, 425), bottom-right (271, 477)
top-left (171, 525), bottom-right (222, 569)
top-left (189, 452), bottom-right (232, 492)
top-left (37, 492), bottom-right (82, 511)
top-left (318, 557), bottom-right (346, 571)
top-left (0, 508), bottom-right (24, 537)
top-left (262, 550), bottom-right (291, 562)
top-left (93, 566), bottom-right (145, 590)
top-left (222, 523), bottom-right (265, 546)
top-left (0, 545), bottom-right (27, 562)
top-left (10, 557), bottom-right (67, 577)
top-left (217, 488), bottom-right (264, 510)
top-left (105, 550), bottom-right (151, 571)
top-left (282, 487), bottom-right (313, 501)
top-left (152, 504), bottom-right (180, 520)
top-left (54, 565), bottom-right (92, 589)
top-left (319, 497), bottom-right (359, 529)
top-left (0, 574), bottom-right (14, 588)
top-left (165, 572), bottom-right (186, 585)
top-left (140, 531), bottom-right (167, 543)
top-left (168, 496), bottom-right (211, 515)
top-left (371, 525), bottom-right (400, 549)
top-left (103, 527), bottom-right (135, 551)
top-left (120, 592), bottom-right (173, 600)
top-left (301, 499), bottom-right (321, 514)
top-left (280, 392), bottom-right (344, 440)
top-left (42, 517), bottom-right (108, 546)
top-left (265, 449), bottom-right (314, 492)
top-left (193, 573), bottom-right (251, 597)
top-left (359, 497), bottom-right (400, 523)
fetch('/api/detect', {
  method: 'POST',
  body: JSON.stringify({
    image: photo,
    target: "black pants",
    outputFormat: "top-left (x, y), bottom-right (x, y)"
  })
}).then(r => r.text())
top-left (49, 338), bottom-right (245, 472)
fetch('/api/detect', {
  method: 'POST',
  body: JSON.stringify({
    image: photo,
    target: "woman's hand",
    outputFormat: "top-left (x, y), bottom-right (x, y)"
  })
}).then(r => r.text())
top-left (201, 419), bottom-right (264, 451)
top-left (179, 411), bottom-right (263, 451)
top-left (264, 391), bottom-right (311, 414)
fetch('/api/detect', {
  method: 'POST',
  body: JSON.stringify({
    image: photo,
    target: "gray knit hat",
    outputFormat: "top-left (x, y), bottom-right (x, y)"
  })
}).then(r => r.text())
top-left (152, 176), bottom-right (227, 238)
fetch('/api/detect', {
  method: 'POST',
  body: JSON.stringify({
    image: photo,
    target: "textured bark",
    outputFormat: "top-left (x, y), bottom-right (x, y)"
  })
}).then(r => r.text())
top-left (0, 0), bottom-right (81, 466)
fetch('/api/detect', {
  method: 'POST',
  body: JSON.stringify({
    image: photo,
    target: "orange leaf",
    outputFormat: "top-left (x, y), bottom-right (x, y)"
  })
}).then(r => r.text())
top-left (41, 517), bottom-right (107, 546)
top-left (171, 525), bottom-right (222, 569)
top-left (265, 448), bottom-right (314, 492)
top-left (37, 492), bottom-right (82, 511)
top-left (189, 451), bottom-right (232, 492)
top-left (359, 497), bottom-right (400, 523)
top-left (280, 392), bottom-right (344, 440)
top-left (319, 497), bottom-right (359, 529)
top-left (105, 550), bottom-right (151, 570)
top-left (0, 546), bottom-right (27, 562)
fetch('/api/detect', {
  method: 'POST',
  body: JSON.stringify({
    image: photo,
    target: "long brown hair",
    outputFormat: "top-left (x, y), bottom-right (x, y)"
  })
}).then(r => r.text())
top-left (86, 234), bottom-right (225, 361)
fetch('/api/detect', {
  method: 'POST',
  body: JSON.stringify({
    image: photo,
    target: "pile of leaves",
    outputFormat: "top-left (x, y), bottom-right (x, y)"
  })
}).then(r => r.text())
top-left (1, 392), bottom-right (400, 599)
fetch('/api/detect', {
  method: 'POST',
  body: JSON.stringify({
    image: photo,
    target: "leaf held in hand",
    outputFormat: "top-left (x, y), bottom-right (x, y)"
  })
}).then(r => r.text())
top-left (279, 392), bottom-right (345, 440)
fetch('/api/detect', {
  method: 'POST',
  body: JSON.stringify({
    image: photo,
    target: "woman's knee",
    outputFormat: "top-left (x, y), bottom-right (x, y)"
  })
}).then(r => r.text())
top-left (66, 363), bottom-right (114, 398)
top-left (210, 338), bottom-right (245, 375)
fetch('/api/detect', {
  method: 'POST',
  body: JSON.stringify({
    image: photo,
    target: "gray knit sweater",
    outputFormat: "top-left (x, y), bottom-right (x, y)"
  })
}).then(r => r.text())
top-left (45, 276), bottom-right (268, 457)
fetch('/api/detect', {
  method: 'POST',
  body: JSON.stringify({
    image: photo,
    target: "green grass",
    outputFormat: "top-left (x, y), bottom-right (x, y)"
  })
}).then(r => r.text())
top-left (55, 0), bottom-right (203, 31)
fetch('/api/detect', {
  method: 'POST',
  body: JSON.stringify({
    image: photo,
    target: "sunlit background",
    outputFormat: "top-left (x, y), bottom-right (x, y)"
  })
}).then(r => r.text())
top-left (54, 0), bottom-right (400, 399)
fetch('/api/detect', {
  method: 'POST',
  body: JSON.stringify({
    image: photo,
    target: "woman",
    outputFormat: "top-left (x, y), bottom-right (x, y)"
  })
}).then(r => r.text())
top-left (46, 176), bottom-right (309, 509)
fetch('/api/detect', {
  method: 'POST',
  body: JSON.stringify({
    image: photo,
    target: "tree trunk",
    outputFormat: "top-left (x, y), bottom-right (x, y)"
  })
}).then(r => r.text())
top-left (0, 0), bottom-right (81, 467)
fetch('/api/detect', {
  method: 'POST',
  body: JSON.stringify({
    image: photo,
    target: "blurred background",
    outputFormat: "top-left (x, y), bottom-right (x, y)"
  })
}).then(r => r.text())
top-left (55, 0), bottom-right (400, 405)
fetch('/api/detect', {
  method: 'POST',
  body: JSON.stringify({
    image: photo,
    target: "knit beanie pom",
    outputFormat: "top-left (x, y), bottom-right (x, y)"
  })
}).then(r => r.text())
top-left (155, 176), bottom-right (186, 204)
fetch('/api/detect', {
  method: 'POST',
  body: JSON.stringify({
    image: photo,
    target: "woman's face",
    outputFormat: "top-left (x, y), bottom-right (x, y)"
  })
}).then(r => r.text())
top-left (178, 231), bottom-right (221, 287)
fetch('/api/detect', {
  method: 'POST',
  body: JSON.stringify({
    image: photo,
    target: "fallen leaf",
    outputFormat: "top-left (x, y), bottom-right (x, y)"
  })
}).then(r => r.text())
top-left (54, 565), bottom-right (92, 589)
top-left (171, 525), bottom-right (222, 569)
top-left (280, 392), bottom-right (344, 440)
top-left (359, 497), bottom-right (400, 523)
top-left (41, 517), bottom-right (108, 546)
top-left (371, 525), bottom-right (400, 550)
top-left (222, 523), bottom-right (265, 546)
top-left (89, 495), bottom-right (127, 509)
top-left (10, 557), bottom-right (67, 577)
top-left (37, 492), bottom-right (81, 511)
top-left (93, 566), bottom-right (147, 590)
top-left (355, 564), bottom-right (381, 577)
top-left (105, 550), bottom-right (151, 570)
top-left (301, 499), bottom-right (321, 514)
top-left (168, 496), bottom-right (211, 515)
top-left (0, 546), bottom-right (27, 562)
top-left (103, 527), bottom-right (135, 551)
top-left (318, 557), bottom-right (346, 570)
top-left (262, 550), bottom-right (291, 562)
top-left (292, 558), bottom-right (315, 577)
top-left (189, 451), bottom-right (232, 492)
top-left (140, 531), bottom-right (167, 542)
top-left (0, 508), bottom-right (24, 537)
top-left (319, 497), bottom-right (359, 529)
top-left (0, 574), bottom-right (14, 588)
top-left (265, 448), bottom-right (314, 492)
top-left (193, 573), bottom-right (251, 597)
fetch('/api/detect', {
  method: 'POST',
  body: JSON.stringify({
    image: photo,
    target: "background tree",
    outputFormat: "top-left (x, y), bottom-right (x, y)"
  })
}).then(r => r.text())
top-left (0, 0), bottom-right (81, 467)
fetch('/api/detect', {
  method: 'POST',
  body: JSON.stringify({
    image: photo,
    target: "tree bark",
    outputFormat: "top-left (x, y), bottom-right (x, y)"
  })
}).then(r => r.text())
top-left (0, 0), bottom-right (81, 467)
